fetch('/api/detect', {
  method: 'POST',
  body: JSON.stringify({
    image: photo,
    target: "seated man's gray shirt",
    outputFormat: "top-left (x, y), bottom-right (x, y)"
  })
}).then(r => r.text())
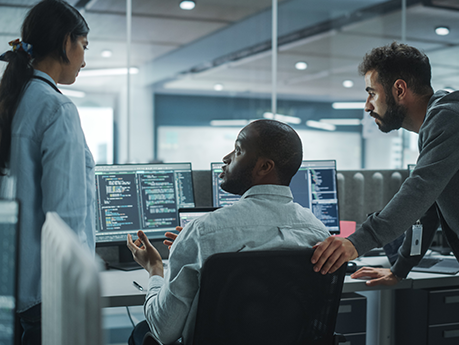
top-left (144, 184), bottom-right (330, 344)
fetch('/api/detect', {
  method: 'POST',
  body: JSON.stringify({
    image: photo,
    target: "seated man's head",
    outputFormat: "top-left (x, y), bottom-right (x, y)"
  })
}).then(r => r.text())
top-left (220, 119), bottom-right (302, 195)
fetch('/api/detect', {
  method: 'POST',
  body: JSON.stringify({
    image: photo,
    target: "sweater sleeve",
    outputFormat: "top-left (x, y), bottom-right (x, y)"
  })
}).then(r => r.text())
top-left (348, 97), bottom-right (459, 255)
top-left (390, 203), bottom-right (440, 278)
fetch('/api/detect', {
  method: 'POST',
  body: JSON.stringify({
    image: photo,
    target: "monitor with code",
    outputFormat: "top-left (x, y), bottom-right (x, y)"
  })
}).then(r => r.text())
top-left (211, 160), bottom-right (340, 234)
top-left (95, 163), bottom-right (195, 245)
top-left (0, 199), bottom-right (19, 345)
top-left (211, 162), bottom-right (241, 207)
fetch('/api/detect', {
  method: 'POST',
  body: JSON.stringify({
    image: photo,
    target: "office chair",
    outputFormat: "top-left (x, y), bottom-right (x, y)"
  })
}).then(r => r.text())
top-left (143, 248), bottom-right (346, 345)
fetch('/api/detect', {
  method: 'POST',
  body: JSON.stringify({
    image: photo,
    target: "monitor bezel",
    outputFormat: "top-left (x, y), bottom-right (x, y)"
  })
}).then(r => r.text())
top-left (210, 159), bottom-right (340, 235)
top-left (94, 162), bottom-right (195, 247)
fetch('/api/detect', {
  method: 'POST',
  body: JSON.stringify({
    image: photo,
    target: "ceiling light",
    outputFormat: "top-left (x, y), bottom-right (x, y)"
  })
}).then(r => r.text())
top-left (332, 102), bottom-right (365, 109)
top-left (180, 1), bottom-right (196, 10)
top-left (214, 83), bottom-right (223, 91)
top-left (59, 89), bottom-right (86, 98)
top-left (320, 119), bottom-right (361, 126)
top-left (306, 120), bottom-right (336, 131)
top-left (210, 120), bottom-right (249, 126)
top-left (435, 26), bottom-right (450, 36)
top-left (295, 61), bottom-right (308, 70)
top-left (78, 67), bottom-right (139, 77)
top-left (101, 50), bottom-right (112, 58)
top-left (263, 112), bottom-right (302, 125)
top-left (342, 80), bottom-right (354, 88)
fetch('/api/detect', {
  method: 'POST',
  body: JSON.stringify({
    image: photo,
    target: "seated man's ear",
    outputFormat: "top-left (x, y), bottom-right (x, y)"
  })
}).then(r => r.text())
top-left (256, 158), bottom-right (275, 177)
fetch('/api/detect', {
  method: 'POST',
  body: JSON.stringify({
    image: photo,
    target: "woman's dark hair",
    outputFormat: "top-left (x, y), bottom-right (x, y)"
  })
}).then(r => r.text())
top-left (0, 0), bottom-right (89, 173)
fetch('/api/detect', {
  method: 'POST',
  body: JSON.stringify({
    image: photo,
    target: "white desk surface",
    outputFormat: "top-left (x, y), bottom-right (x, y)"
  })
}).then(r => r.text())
top-left (101, 268), bottom-right (150, 308)
top-left (100, 256), bottom-right (459, 307)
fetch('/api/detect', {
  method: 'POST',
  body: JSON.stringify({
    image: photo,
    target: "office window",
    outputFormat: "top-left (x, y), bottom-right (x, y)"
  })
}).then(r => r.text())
top-left (78, 107), bottom-right (114, 164)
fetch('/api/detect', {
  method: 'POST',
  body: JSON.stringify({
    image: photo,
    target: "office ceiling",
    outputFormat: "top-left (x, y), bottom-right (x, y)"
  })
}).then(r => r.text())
top-left (1, 0), bottom-right (459, 102)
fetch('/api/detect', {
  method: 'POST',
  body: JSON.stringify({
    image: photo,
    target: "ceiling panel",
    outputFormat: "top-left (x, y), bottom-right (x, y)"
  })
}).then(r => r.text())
top-left (1, 0), bottom-right (459, 103)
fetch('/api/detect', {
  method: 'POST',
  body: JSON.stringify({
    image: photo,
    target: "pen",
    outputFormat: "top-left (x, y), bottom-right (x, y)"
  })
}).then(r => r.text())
top-left (133, 281), bottom-right (144, 291)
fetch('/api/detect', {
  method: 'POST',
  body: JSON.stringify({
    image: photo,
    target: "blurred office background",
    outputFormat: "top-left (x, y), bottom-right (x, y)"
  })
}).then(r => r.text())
top-left (1, 0), bottom-right (459, 343)
top-left (2, 0), bottom-right (459, 171)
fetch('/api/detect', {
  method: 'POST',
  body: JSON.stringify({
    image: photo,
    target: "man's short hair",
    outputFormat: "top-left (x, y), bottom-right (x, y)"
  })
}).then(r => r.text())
top-left (358, 42), bottom-right (433, 97)
top-left (251, 119), bottom-right (302, 185)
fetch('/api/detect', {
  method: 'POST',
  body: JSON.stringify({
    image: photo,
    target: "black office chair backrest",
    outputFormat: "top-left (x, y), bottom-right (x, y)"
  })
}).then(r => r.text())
top-left (192, 249), bottom-right (346, 345)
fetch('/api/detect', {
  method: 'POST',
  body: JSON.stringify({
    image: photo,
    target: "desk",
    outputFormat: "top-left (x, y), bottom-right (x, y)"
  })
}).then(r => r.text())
top-left (101, 269), bottom-right (149, 308)
top-left (100, 257), bottom-right (459, 345)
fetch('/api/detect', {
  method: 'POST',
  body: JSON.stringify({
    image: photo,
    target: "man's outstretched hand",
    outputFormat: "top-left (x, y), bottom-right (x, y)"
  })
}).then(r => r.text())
top-left (127, 230), bottom-right (164, 277)
top-left (164, 226), bottom-right (183, 250)
top-left (311, 236), bottom-right (358, 274)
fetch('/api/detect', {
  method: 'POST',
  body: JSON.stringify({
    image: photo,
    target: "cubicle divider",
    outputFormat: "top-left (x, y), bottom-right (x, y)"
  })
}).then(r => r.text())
top-left (96, 169), bottom-right (410, 265)
top-left (191, 169), bottom-right (410, 224)
top-left (337, 170), bottom-right (409, 225)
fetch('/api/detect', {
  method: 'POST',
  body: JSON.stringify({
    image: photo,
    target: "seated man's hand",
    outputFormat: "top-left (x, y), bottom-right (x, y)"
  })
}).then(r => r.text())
top-left (127, 230), bottom-right (164, 277)
top-left (351, 267), bottom-right (400, 287)
top-left (311, 236), bottom-right (358, 274)
top-left (163, 226), bottom-right (183, 250)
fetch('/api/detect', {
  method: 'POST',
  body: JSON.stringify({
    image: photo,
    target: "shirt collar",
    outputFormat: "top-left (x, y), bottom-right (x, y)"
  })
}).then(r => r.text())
top-left (33, 69), bottom-right (57, 85)
top-left (240, 184), bottom-right (293, 200)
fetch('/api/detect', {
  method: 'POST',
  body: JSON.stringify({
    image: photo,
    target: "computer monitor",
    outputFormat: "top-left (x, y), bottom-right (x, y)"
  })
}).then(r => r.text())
top-left (95, 163), bottom-right (195, 246)
top-left (211, 162), bottom-right (241, 207)
top-left (290, 160), bottom-right (340, 234)
top-left (178, 207), bottom-right (220, 227)
top-left (0, 199), bottom-right (20, 345)
top-left (211, 160), bottom-right (340, 234)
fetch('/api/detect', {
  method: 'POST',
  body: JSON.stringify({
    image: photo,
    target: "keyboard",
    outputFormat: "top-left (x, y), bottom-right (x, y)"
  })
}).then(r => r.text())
top-left (416, 257), bottom-right (442, 268)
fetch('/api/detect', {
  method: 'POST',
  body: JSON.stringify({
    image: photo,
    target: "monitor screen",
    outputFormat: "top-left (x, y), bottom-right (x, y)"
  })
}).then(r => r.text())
top-left (178, 207), bottom-right (219, 228)
top-left (211, 162), bottom-right (241, 207)
top-left (95, 163), bottom-right (195, 245)
top-left (290, 160), bottom-right (340, 234)
top-left (0, 199), bottom-right (19, 345)
top-left (211, 160), bottom-right (340, 234)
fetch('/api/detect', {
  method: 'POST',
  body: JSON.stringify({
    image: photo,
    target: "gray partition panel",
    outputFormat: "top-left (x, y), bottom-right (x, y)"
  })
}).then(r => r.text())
top-left (192, 170), bottom-right (213, 207)
top-left (337, 169), bottom-right (409, 224)
top-left (191, 169), bottom-right (410, 224)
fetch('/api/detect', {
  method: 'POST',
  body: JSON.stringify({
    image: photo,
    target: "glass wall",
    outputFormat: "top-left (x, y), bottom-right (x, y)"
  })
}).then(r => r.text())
top-left (2, 0), bottom-right (459, 170)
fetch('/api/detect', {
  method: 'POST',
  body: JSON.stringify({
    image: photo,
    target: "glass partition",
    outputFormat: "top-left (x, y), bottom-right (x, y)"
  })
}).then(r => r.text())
top-left (2, 0), bottom-right (459, 169)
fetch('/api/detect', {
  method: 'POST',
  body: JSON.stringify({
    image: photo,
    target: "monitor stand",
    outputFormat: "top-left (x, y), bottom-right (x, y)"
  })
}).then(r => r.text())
top-left (107, 240), bottom-right (170, 271)
top-left (108, 245), bottom-right (142, 271)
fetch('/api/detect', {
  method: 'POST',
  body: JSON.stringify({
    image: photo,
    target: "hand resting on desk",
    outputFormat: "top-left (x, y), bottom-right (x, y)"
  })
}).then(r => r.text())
top-left (351, 267), bottom-right (399, 287)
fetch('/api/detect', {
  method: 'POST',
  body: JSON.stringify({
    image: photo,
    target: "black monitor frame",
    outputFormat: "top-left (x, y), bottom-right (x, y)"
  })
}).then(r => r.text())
top-left (0, 199), bottom-right (20, 344)
top-left (95, 162), bottom-right (195, 248)
top-left (210, 160), bottom-right (340, 235)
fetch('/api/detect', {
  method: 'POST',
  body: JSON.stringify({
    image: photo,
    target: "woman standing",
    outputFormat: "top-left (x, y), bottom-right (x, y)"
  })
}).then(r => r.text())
top-left (0, 1), bottom-right (94, 344)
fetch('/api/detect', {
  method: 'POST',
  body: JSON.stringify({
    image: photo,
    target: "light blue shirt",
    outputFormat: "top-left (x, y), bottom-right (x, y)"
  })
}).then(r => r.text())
top-left (144, 184), bottom-right (330, 344)
top-left (4, 70), bottom-right (95, 312)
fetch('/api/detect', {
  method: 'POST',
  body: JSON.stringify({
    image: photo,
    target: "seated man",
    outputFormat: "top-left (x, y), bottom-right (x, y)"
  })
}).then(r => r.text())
top-left (127, 119), bottom-right (330, 345)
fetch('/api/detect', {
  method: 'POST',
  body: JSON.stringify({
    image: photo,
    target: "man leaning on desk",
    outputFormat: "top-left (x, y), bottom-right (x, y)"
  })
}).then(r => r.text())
top-left (311, 42), bottom-right (459, 285)
top-left (126, 119), bottom-right (330, 345)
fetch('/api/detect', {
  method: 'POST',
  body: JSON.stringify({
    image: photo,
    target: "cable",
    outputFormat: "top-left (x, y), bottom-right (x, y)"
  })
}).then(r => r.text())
top-left (126, 306), bottom-right (137, 328)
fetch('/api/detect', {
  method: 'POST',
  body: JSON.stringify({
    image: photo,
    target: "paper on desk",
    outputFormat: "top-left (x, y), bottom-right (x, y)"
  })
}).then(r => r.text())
top-left (335, 221), bottom-right (356, 238)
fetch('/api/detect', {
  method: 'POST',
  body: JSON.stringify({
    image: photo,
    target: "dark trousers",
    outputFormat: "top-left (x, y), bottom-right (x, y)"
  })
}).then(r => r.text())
top-left (18, 303), bottom-right (41, 345)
